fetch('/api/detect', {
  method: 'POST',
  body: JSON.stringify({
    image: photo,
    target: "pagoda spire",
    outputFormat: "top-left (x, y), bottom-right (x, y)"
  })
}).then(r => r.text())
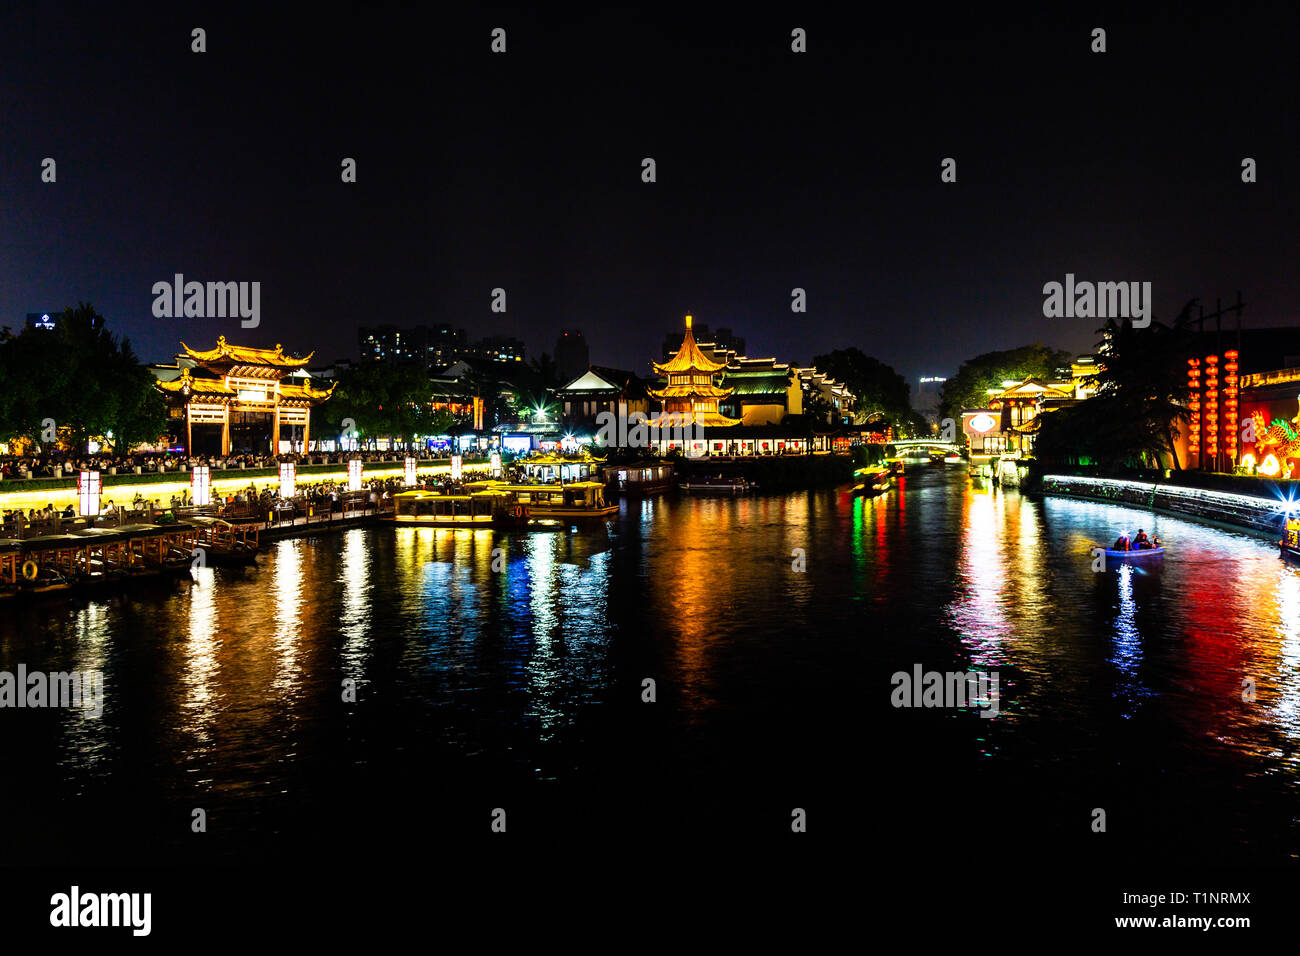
top-left (648, 314), bottom-right (740, 427)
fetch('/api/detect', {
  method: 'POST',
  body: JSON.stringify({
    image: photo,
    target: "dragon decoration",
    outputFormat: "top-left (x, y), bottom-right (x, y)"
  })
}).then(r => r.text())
top-left (1244, 404), bottom-right (1300, 478)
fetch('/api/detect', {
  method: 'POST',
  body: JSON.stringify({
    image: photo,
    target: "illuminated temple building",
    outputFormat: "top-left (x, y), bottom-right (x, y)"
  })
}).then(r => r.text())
top-left (648, 315), bottom-right (741, 428)
top-left (154, 337), bottom-right (334, 454)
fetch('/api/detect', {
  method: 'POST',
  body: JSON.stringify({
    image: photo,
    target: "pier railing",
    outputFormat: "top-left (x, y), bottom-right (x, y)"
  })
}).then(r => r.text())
top-left (2, 496), bottom-right (396, 541)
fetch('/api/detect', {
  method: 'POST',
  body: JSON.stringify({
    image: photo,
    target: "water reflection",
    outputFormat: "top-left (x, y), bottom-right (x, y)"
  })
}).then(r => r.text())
top-left (1109, 563), bottom-right (1150, 717)
top-left (270, 540), bottom-right (304, 697)
top-left (183, 566), bottom-right (220, 743)
top-left (338, 528), bottom-right (372, 677)
top-left (10, 467), bottom-right (1300, 861)
top-left (947, 485), bottom-right (1018, 667)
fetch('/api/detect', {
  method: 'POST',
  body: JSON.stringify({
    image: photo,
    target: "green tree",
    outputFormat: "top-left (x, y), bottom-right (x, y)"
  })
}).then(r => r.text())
top-left (938, 343), bottom-right (1074, 421)
top-left (325, 362), bottom-right (439, 449)
top-left (810, 348), bottom-right (913, 426)
top-left (101, 333), bottom-right (167, 453)
top-left (0, 303), bottom-right (164, 454)
top-left (0, 325), bottom-right (73, 451)
top-left (1036, 302), bottom-right (1199, 470)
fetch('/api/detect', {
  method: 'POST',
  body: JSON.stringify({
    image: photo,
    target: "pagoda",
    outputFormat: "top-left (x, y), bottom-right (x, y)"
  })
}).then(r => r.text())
top-left (155, 336), bottom-right (334, 454)
top-left (648, 315), bottom-right (741, 427)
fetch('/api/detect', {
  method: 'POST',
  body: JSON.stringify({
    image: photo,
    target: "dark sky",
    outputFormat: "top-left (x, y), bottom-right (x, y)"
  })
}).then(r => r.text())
top-left (2, 3), bottom-right (1297, 387)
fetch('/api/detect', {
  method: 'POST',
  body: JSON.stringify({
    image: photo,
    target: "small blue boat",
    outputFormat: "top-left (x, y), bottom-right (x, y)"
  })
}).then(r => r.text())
top-left (1100, 547), bottom-right (1165, 559)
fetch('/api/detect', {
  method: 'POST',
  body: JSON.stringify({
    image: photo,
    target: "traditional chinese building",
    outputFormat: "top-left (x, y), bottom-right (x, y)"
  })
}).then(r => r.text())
top-left (154, 337), bottom-right (334, 455)
top-left (557, 365), bottom-right (652, 433)
top-left (962, 376), bottom-right (1082, 464)
top-left (719, 357), bottom-right (803, 425)
top-left (648, 315), bottom-right (741, 428)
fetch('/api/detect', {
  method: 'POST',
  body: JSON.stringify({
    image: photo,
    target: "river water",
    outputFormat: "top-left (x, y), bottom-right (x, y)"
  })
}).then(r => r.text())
top-left (4, 466), bottom-right (1300, 866)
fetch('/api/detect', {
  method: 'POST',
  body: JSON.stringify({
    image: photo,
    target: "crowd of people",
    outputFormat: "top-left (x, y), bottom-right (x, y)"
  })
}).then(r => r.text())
top-left (1111, 529), bottom-right (1162, 551)
top-left (0, 448), bottom-right (509, 537)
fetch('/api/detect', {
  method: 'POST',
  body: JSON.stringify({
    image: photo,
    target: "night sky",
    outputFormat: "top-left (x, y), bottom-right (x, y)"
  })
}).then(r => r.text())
top-left (2, 4), bottom-right (1296, 386)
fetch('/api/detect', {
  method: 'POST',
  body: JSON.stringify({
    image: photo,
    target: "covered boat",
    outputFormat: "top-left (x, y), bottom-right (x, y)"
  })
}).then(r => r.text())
top-left (463, 480), bottom-right (619, 519)
top-left (385, 488), bottom-right (529, 528)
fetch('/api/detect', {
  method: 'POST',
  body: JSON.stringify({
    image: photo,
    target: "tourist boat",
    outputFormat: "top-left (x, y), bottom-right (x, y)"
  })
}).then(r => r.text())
top-left (678, 475), bottom-right (755, 494)
top-left (17, 562), bottom-right (75, 596)
top-left (186, 516), bottom-right (260, 566)
top-left (67, 526), bottom-right (160, 583)
top-left (0, 542), bottom-right (20, 600)
top-left (851, 467), bottom-right (891, 496)
top-left (884, 457), bottom-right (906, 476)
top-left (515, 450), bottom-right (606, 484)
top-left (944, 453), bottom-right (964, 464)
top-left (604, 460), bottom-right (675, 495)
top-left (1280, 517), bottom-right (1300, 562)
top-left (1098, 546), bottom-right (1166, 560)
top-left (463, 480), bottom-right (620, 520)
top-left (385, 489), bottom-right (530, 528)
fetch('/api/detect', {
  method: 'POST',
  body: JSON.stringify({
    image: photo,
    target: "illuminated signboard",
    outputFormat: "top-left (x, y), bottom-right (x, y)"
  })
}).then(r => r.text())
top-left (77, 470), bottom-right (101, 517)
top-left (347, 458), bottom-right (362, 492)
top-left (969, 413), bottom-right (996, 433)
top-left (279, 462), bottom-right (296, 498)
top-left (191, 466), bottom-right (211, 506)
top-left (490, 452), bottom-right (502, 477)
top-left (404, 457), bottom-right (417, 486)
top-left (450, 454), bottom-right (463, 481)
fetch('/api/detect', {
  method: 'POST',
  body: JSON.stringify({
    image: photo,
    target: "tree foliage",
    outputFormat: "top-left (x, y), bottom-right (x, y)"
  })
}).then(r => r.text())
top-left (1035, 301), bottom-right (1199, 470)
top-left (325, 362), bottom-right (443, 447)
top-left (938, 343), bottom-right (1074, 421)
top-left (0, 303), bottom-right (166, 454)
top-left (811, 347), bottom-right (913, 427)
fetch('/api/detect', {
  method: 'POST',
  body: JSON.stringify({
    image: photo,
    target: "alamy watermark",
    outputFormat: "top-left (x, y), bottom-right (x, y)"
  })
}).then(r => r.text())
top-left (595, 411), bottom-right (706, 457)
top-left (50, 886), bottom-right (151, 936)
top-left (891, 665), bottom-right (1000, 718)
top-left (0, 665), bottom-right (103, 717)
top-left (152, 274), bottom-right (260, 328)
top-left (1043, 273), bottom-right (1151, 328)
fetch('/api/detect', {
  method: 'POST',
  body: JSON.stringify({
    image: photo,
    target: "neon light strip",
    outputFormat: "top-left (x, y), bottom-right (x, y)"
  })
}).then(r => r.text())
top-left (1043, 474), bottom-right (1291, 512)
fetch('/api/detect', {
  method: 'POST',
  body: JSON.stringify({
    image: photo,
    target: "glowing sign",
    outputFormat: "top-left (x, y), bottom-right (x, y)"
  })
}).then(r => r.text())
top-left (77, 470), bottom-right (101, 517)
top-left (279, 462), bottom-right (296, 498)
top-left (451, 454), bottom-right (463, 481)
top-left (404, 457), bottom-right (417, 486)
top-left (969, 413), bottom-right (996, 433)
top-left (490, 452), bottom-right (502, 477)
top-left (347, 458), bottom-right (362, 491)
top-left (191, 466), bottom-right (211, 506)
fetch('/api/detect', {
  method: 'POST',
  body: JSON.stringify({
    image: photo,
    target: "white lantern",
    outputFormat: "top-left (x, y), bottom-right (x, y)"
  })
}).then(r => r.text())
top-left (191, 465), bottom-right (211, 506)
top-left (78, 470), bottom-right (102, 517)
top-left (279, 462), bottom-right (296, 498)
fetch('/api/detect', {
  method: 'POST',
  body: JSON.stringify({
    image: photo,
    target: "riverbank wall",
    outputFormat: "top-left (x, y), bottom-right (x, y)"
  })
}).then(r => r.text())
top-left (1031, 472), bottom-right (1287, 540)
